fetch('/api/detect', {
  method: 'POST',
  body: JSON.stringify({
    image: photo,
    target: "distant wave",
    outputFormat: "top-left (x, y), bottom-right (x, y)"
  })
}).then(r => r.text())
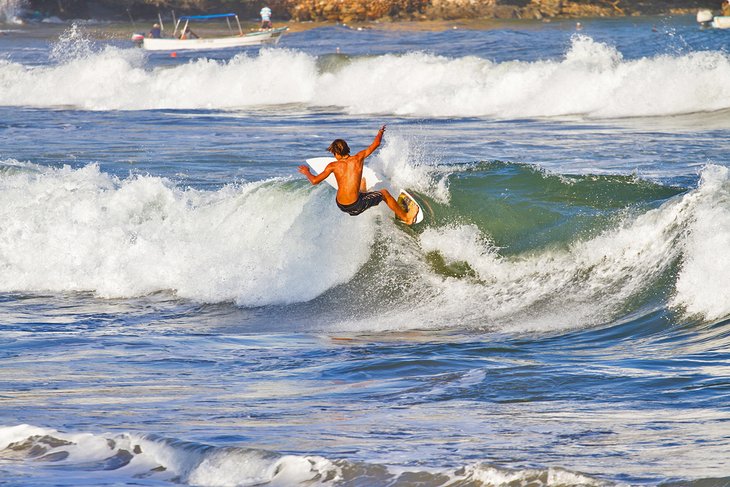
top-left (1, 31), bottom-right (730, 118)
top-left (1, 156), bottom-right (729, 329)
top-left (0, 424), bottom-right (606, 486)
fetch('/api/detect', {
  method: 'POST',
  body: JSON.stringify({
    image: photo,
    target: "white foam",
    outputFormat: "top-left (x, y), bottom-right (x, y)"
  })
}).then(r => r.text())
top-left (672, 165), bottom-right (730, 320)
top-left (2, 33), bottom-right (730, 118)
top-left (0, 425), bottom-right (609, 487)
top-left (0, 161), bottom-right (376, 306)
top-left (412, 212), bottom-right (672, 331)
top-left (187, 452), bottom-right (337, 486)
top-left (466, 464), bottom-right (606, 486)
top-left (0, 425), bottom-right (341, 486)
top-left (0, 424), bottom-right (52, 450)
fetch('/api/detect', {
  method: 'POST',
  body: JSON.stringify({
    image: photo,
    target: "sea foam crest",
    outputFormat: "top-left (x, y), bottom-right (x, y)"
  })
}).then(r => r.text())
top-left (0, 161), bottom-right (376, 306)
top-left (2, 34), bottom-right (730, 118)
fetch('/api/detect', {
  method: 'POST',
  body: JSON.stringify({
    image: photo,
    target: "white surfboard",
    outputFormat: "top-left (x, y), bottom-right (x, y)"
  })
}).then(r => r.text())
top-left (305, 157), bottom-right (424, 225)
top-left (305, 157), bottom-right (382, 190)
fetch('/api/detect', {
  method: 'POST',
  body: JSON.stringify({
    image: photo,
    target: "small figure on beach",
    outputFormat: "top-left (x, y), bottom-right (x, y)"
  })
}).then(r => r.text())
top-left (148, 23), bottom-right (161, 38)
top-left (298, 126), bottom-right (419, 225)
top-left (260, 6), bottom-right (273, 29)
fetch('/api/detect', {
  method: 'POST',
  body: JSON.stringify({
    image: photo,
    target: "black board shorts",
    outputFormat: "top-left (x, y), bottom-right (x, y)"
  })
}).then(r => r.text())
top-left (336, 191), bottom-right (383, 216)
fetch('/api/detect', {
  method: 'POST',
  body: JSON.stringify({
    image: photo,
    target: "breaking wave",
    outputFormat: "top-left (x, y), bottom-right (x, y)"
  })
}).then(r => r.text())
top-left (1, 157), bottom-right (728, 329)
top-left (1, 31), bottom-right (730, 118)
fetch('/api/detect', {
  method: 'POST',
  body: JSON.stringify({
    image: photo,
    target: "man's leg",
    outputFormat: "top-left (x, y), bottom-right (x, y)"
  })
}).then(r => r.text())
top-left (379, 189), bottom-right (417, 224)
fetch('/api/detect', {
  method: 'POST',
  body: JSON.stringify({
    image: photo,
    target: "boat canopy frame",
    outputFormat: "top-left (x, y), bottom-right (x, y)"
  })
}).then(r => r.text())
top-left (172, 13), bottom-right (243, 38)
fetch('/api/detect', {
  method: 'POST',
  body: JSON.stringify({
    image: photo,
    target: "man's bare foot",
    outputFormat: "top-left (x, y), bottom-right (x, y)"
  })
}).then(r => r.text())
top-left (404, 203), bottom-right (419, 225)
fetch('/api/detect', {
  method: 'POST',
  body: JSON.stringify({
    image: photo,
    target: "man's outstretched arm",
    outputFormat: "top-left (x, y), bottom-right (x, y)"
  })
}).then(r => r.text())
top-left (298, 163), bottom-right (335, 185)
top-left (359, 125), bottom-right (386, 159)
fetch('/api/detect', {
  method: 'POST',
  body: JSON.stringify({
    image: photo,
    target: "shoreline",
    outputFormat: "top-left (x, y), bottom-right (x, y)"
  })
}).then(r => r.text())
top-left (6, 12), bottom-right (703, 40)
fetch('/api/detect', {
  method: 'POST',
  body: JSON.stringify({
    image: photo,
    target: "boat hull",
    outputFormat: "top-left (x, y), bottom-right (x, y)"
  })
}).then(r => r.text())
top-left (142, 27), bottom-right (286, 51)
top-left (712, 16), bottom-right (730, 28)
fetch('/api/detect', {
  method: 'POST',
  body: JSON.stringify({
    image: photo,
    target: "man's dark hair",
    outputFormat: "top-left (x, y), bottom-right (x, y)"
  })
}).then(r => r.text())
top-left (328, 139), bottom-right (350, 156)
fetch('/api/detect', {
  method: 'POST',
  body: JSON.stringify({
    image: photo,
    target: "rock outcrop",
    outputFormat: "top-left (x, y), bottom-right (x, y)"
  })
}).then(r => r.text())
top-left (281, 0), bottom-right (428, 22)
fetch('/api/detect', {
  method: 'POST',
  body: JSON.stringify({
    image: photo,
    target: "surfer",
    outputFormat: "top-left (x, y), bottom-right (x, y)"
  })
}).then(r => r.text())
top-left (298, 125), bottom-right (419, 225)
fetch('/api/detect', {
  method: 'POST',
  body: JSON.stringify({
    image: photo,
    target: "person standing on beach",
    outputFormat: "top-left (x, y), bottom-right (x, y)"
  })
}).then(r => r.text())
top-left (260, 6), bottom-right (273, 29)
top-left (722, 0), bottom-right (730, 16)
top-left (298, 125), bottom-right (419, 225)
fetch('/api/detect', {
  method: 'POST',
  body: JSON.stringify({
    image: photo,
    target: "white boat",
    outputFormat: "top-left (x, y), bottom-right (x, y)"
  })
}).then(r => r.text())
top-left (134, 13), bottom-right (286, 51)
top-left (712, 16), bottom-right (730, 28)
top-left (697, 9), bottom-right (730, 29)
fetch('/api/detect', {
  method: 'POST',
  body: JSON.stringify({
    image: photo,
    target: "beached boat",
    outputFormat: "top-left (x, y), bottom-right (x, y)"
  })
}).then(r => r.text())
top-left (134, 13), bottom-right (286, 51)
top-left (697, 9), bottom-right (730, 29)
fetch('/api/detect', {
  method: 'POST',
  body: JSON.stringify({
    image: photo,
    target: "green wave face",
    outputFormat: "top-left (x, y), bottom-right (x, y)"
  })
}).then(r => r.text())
top-left (435, 161), bottom-right (684, 254)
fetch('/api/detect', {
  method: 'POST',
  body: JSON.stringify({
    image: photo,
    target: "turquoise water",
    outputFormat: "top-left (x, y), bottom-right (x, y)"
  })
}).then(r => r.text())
top-left (1, 14), bottom-right (729, 486)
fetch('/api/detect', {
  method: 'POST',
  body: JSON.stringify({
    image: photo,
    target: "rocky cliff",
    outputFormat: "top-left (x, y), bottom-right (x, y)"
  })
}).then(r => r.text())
top-left (279, 0), bottom-right (715, 21)
top-left (28, 0), bottom-right (717, 21)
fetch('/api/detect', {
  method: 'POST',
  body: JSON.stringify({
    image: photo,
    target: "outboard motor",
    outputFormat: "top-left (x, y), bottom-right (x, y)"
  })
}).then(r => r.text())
top-left (131, 33), bottom-right (144, 47)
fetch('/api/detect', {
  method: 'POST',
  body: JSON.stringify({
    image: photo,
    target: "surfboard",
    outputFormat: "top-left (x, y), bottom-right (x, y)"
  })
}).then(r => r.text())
top-left (397, 189), bottom-right (424, 224)
top-left (305, 157), bottom-right (382, 190)
top-left (305, 157), bottom-right (424, 225)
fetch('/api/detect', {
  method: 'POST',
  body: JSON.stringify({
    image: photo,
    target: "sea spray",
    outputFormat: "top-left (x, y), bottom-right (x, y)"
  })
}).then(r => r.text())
top-left (50, 24), bottom-right (96, 63)
top-left (373, 130), bottom-right (449, 203)
top-left (0, 0), bottom-right (25, 24)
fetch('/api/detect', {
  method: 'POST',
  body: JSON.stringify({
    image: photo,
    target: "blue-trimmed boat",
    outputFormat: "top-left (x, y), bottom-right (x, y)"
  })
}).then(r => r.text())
top-left (135, 13), bottom-right (286, 51)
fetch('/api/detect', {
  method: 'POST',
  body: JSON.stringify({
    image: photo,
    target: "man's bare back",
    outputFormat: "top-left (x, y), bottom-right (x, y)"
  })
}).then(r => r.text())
top-left (298, 125), bottom-right (418, 225)
top-left (326, 153), bottom-right (367, 205)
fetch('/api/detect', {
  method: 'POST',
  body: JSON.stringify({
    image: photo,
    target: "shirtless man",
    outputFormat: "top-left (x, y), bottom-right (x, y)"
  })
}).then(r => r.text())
top-left (298, 125), bottom-right (419, 225)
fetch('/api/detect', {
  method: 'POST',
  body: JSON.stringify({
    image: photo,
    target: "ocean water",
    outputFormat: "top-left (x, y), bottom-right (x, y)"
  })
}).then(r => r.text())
top-left (1, 13), bottom-right (730, 487)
